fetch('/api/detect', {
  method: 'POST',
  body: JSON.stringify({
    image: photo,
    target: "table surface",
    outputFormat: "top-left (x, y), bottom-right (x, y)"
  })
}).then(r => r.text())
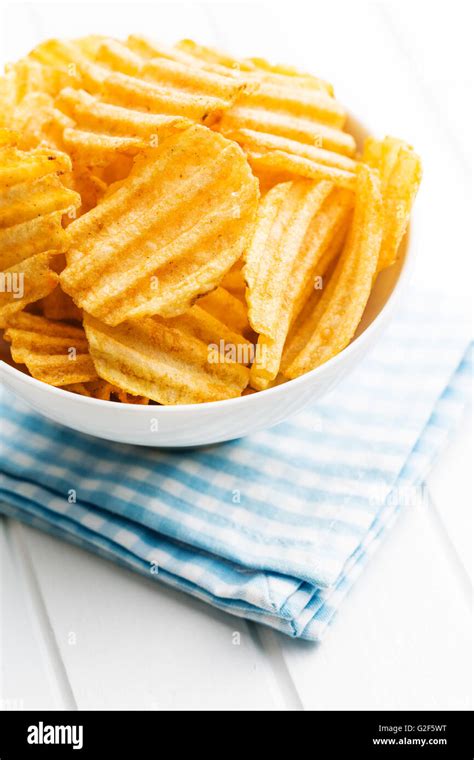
top-left (1, 0), bottom-right (472, 711)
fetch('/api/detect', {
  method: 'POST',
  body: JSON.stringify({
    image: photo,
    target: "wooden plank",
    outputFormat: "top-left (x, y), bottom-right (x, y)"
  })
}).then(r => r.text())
top-left (0, 518), bottom-right (72, 709)
top-left (276, 496), bottom-right (472, 710)
top-left (19, 524), bottom-right (281, 710)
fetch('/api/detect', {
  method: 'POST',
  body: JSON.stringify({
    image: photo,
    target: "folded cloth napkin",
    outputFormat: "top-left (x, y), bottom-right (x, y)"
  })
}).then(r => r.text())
top-left (0, 289), bottom-right (471, 640)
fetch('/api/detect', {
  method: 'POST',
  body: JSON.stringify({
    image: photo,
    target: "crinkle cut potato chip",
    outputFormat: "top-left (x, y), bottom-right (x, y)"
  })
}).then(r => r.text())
top-left (0, 131), bottom-right (80, 324)
top-left (25, 34), bottom-right (243, 120)
top-left (244, 180), bottom-right (353, 389)
top-left (175, 38), bottom-right (358, 183)
top-left (363, 136), bottom-right (422, 272)
top-left (0, 253), bottom-right (60, 328)
top-left (0, 34), bottom-right (422, 405)
top-left (3, 312), bottom-right (97, 385)
top-left (228, 128), bottom-right (358, 189)
top-left (282, 164), bottom-right (383, 378)
top-left (197, 286), bottom-right (252, 339)
top-left (60, 125), bottom-right (259, 324)
top-left (83, 312), bottom-right (250, 405)
top-left (0, 132), bottom-right (80, 260)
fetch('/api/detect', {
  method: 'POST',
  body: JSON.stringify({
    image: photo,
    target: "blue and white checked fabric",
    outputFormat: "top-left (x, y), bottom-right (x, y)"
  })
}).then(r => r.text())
top-left (0, 289), bottom-right (471, 640)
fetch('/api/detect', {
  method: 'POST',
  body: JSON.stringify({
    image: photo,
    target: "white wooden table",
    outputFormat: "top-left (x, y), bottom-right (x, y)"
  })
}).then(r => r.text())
top-left (1, 0), bottom-right (472, 711)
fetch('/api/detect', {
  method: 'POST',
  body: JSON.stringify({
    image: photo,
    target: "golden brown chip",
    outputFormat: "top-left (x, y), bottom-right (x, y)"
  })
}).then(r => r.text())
top-left (244, 180), bottom-right (353, 389)
top-left (250, 149), bottom-right (355, 188)
top-left (56, 87), bottom-right (191, 150)
top-left (228, 128), bottom-right (357, 176)
top-left (27, 38), bottom-right (107, 93)
top-left (0, 253), bottom-right (60, 328)
top-left (245, 56), bottom-right (333, 94)
top-left (282, 164), bottom-right (383, 378)
top-left (113, 388), bottom-right (150, 404)
top-left (363, 135), bottom-right (422, 271)
top-left (4, 57), bottom-right (77, 106)
top-left (0, 211), bottom-right (66, 270)
top-left (176, 39), bottom-right (333, 94)
top-left (197, 286), bottom-right (252, 338)
top-left (219, 107), bottom-right (355, 157)
top-left (0, 74), bottom-right (17, 127)
top-left (92, 37), bottom-right (246, 102)
top-left (60, 125), bottom-right (259, 324)
top-left (3, 312), bottom-right (97, 384)
top-left (83, 312), bottom-right (250, 405)
top-left (0, 143), bottom-right (73, 187)
top-left (63, 379), bottom-right (113, 399)
top-left (220, 260), bottom-right (247, 300)
top-left (0, 137), bottom-right (80, 322)
top-left (39, 284), bottom-right (82, 322)
top-left (161, 301), bottom-right (252, 357)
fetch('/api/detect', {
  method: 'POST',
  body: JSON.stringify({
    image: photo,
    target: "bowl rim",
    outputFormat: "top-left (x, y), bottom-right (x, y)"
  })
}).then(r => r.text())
top-left (0, 114), bottom-right (415, 416)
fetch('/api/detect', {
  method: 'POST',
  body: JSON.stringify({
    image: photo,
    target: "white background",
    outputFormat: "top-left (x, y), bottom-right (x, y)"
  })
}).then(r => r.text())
top-left (0, 0), bottom-right (472, 710)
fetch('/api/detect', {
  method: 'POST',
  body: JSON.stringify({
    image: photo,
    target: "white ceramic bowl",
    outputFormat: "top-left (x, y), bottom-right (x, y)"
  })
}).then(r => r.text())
top-left (0, 117), bottom-right (413, 447)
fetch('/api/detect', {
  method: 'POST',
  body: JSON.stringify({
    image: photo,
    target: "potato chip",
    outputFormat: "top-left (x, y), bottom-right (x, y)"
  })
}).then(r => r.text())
top-left (92, 37), bottom-right (246, 102)
top-left (245, 56), bottom-right (333, 94)
top-left (11, 36), bottom-right (244, 189)
top-left (3, 312), bottom-right (97, 384)
top-left (363, 136), bottom-right (422, 271)
top-left (0, 253), bottom-right (60, 328)
top-left (83, 312), bottom-right (250, 405)
top-left (54, 87), bottom-right (192, 168)
top-left (197, 286), bottom-right (252, 338)
top-left (65, 378), bottom-right (149, 403)
top-left (27, 38), bottom-right (107, 93)
top-left (60, 125), bottom-right (259, 324)
top-left (282, 164), bottom-right (383, 378)
top-left (175, 39), bottom-right (255, 73)
top-left (244, 180), bottom-right (353, 388)
top-left (4, 57), bottom-right (76, 106)
top-left (113, 388), bottom-right (150, 404)
top-left (0, 143), bottom-right (72, 187)
top-left (220, 265), bottom-right (247, 302)
top-left (30, 36), bottom-right (239, 121)
top-left (39, 283), bottom-right (83, 322)
top-left (161, 301), bottom-right (252, 355)
top-left (0, 136), bottom-right (80, 321)
top-left (175, 39), bottom-right (354, 160)
top-left (237, 133), bottom-right (357, 189)
top-left (0, 211), bottom-right (66, 270)
top-left (218, 107), bottom-right (355, 157)
top-left (228, 128), bottom-right (357, 175)
top-left (64, 379), bottom-right (113, 399)
top-left (10, 92), bottom-right (73, 151)
top-left (176, 40), bottom-right (333, 94)
top-left (177, 44), bottom-right (345, 125)
top-left (0, 73), bottom-right (17, 127)
top-left (57, 86), bottom-right (190, 140)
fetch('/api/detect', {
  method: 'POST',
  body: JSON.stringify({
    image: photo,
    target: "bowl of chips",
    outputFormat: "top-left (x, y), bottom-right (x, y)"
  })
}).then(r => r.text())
top-left (0, 36), bottom-right (421, 447)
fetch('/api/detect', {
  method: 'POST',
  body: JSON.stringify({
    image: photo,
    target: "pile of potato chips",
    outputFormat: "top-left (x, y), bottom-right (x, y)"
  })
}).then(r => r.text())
top-left (0, 35), bottom-right (422, 404)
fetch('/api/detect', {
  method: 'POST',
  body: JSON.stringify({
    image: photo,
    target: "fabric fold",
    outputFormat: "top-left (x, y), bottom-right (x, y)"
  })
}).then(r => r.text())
top-left (0, 289), bottom-right (471, 640)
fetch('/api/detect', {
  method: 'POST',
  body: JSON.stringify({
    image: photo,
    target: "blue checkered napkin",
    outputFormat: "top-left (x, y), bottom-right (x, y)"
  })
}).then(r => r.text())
top-left (0, 290), bottom-right (471, 640)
